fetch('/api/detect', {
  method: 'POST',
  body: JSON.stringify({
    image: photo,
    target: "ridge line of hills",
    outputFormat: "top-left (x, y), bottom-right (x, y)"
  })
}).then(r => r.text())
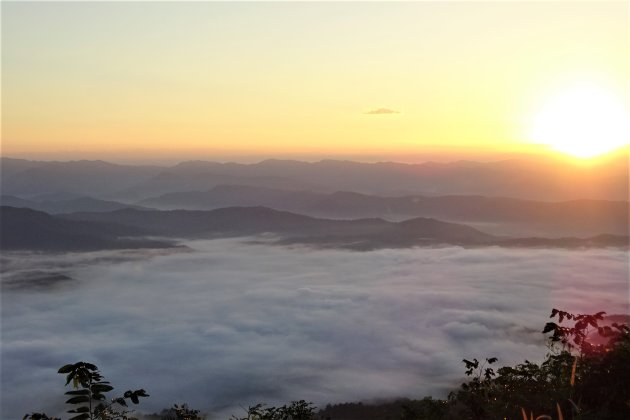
top-left (2, 183), bottom-right (627, 237)
top-left (2, 155), bottom-right (627, 201)
top-left (1, 206), bottom-right (627, 252)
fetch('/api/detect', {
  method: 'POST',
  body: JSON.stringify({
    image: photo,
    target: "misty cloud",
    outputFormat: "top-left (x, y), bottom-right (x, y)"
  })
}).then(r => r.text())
top-left (1, 240), bottom-right (628, 419)
top-left (365, 108), bottom-right (400, 115)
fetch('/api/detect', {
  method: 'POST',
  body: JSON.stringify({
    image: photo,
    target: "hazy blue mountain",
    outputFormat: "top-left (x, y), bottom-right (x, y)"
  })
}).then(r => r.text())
top-left (0, 158), bottom-right (163, 197)
top-left (0, 157), bottom-right (43, 178)
top-left (137, 185), bottom-right (323, 210)
top-left (30, 191), bottom-right (87, 201)
top-left (61, 206), bottom-right (497, 248)
top-left (3, 155), bottom-right (627, 202)
top-left (61, 207), bottom-right (628, 250)
top-left (113, 170), bottom-right (327, 201)
top-left (153, 155), bottom-right (628, 200)
top-left (38, 197), bottom-right (150, 213)
top-left (0, 195), bottom-right (40, 209)
top-left (0, 206), bottom-right (173, 251)
top-left (63, 206), bottom-right (359, 238)
top-left (0, 195), bottom-right (151, 214)
top-left (137, 185), bottom-right (628, 236)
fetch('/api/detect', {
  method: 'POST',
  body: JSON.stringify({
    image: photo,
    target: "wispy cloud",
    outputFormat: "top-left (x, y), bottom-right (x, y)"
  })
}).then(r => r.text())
top-left (1, 241), bottom-right (628, 418)
top-left (365, 108), bottom-right (400, 115)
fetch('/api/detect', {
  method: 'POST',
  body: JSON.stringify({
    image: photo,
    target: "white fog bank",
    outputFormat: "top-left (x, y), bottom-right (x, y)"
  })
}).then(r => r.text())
top-left (1, 240), bottom-right (628, 419)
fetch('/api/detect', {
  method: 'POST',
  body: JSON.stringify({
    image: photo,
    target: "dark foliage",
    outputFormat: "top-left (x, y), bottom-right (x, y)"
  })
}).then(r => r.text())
top-left (160, 404), bottom-right (206, 420)
top-left (24, 362), bottom-right (148, 420)
top-left (230, 400), bottom-right (317, 420)
top-left (447, 309), bottom-right (630, 420)
top-left (317, 397), bottom-right (447, 420)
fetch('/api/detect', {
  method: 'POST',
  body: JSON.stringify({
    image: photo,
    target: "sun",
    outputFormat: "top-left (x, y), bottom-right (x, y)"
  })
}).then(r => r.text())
top-left (530, 83), bottom-right (630, 158)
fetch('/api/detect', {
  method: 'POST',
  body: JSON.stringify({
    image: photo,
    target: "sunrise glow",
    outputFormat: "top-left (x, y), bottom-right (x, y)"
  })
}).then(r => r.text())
top-left (2, 1), bottom-right (629, 161)
top-left (530, 83), bottom-right (630, 158)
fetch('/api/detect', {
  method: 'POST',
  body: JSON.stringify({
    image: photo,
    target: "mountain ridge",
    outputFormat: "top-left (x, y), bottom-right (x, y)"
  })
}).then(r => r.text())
top-left (136, 185), bottom-right (628, 237)
top-left (58, 206), bottom-right (628, 251)
top-left (2, 156), bottom-right (627, 202)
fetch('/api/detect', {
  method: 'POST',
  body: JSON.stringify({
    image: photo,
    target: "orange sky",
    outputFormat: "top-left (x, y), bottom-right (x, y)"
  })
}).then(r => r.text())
top-left (2, 1), bottom-right (629, 162)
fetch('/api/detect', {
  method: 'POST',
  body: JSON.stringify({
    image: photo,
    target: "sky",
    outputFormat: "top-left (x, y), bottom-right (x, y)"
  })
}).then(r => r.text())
top-left (2, 239), bottom-right (628, 418)
top-left (2, 1), bottom-right (629, 161)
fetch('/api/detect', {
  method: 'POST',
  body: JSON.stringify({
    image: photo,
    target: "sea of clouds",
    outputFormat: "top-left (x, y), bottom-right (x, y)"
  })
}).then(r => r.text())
top-left (1, 239), bottom-right (628, 419)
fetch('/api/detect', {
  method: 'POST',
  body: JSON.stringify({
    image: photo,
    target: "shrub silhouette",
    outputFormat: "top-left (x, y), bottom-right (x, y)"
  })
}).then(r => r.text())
top-left (447, 309), bottom-right (630, 420)
top-left (24, 362), bottom-right (148, 420)
top-left (230, 400), bottom-right (316, 420)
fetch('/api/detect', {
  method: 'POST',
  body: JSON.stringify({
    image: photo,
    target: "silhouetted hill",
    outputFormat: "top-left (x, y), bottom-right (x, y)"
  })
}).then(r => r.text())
top-left (61, 207), bottom-right (627, 250)
top-left (1, 195), bottom-right (150, 214)
top-left (63, 207), bottom-right (380, 238)
top-left (0, 206), bottom-right (173, 251)
top-left (0, 195), bottom-right (40, 209)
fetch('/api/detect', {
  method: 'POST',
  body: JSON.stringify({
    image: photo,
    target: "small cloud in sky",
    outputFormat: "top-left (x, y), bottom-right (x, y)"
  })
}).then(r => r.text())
top-left (365, 107), bottom-right (400, 115)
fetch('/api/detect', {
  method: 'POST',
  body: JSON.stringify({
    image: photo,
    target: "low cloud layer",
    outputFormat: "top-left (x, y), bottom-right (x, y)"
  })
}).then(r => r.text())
top-left (2, 240), bottom-right (628, 419)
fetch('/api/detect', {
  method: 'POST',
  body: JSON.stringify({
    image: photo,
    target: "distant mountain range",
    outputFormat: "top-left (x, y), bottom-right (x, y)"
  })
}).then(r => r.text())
top-left (2, 156), bottom-right (626, 251)
top-left (2, 155), bottom-right (627, 201)
top-left (1, 158), bottom-right (163, 197)
top-left (2, 186), bottom-right (625, 237)
top-left (136, 185), bottom-right (628, 237)
top-left (2, 206), bottom-right (622, 253)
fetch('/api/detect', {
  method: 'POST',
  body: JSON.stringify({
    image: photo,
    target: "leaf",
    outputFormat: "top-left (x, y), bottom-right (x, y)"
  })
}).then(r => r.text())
top-left (91, 393), bottom-right (106, 401)
top-left (65, 396), bottom-right (90, 404)
top-left (487, 357), bottom-right (498, 364)
top-left (542, 322), bottom-right (557, 334)
top-left (134, 389), bottom-right (149, 397)
top-left (58, 364), bottom-right (75, 374)
top-left (83, 363), bottom-right (98, 371)
top-left (65, 390), bottom-right (90, 396)
top-left (90, 384), bottom-right (113, 393)
top-left (64, 372), bottom-right (76, 386)
top-left (68, 407), bottom-right (90, 413)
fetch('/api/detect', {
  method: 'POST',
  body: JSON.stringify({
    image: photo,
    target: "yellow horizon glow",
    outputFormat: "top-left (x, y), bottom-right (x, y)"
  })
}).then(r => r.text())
top-left (2, 2), bottom-right (629, 160)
